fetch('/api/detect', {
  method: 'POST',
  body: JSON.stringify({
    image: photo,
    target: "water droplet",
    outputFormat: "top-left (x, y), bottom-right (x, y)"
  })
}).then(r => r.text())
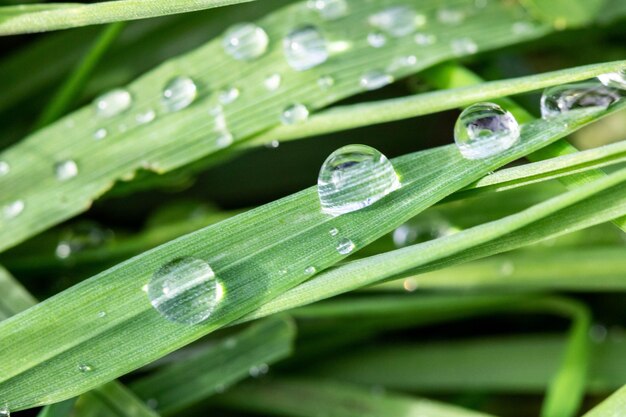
top-left (597, 69), bottom-right (626, 90)
top-left (264, 73), bottom-right (282, 91)
top-left (589, 324), bottom-right (608, 343)
top-left (329, 227), bottom-right (339, 236)
top-left (387, 55), bottom-right (417, 72)
top-left (540, 83), bottom-right (621, 119)
top-left (55, 160), bottom-right (78, 181)
top-left (94, 128), bottom-right (108, 140)
top-left (360, 70), bottom-right (393, 90)
top-left (0, 161), bottom-right (9, 176)
top-left (367, 32), bottom-right (387, 48)
top-left (437, 8), bottom-right (465, 25)
top-left (162, 76), bottom-right (197, 112)
top-left (336, 238), bottom-right (355, 255)
top-left (307, 0), bottom-right (348, 20)
top-left (318, 144), bottom-right (400, 216)
top-left (0, 405), bottom-right (9, 417)
top-left (281, 103), bottom-right (309, 125)
top-left (224, 338), bottom-right (237, 349)
top-left (249, 363), bottom-right (269, 377)
top-left (454, 102), bottom-right (520, 160)
top-left (94, 89), bottom-right (132, 118)
top-left (147, 257), bottom-right (220, 324)
top-left (97, 311), bottom-right (107, 318)
top-left (499, 261), bottom-right (515, 276)
top-left (511, 21), bottom-right (534, 35)
top-left (403, 278), bottom-right (418, 292)
top-left (393, 214), bottom-right (457, 247)
top-left (368, 6), bottom-right (422, 37)
top-left (283, 25), bottom-right (328, 71)
top-left (305, 266), bottom-right (316, 275)
top-left (414, 33), bottom-right (436, 45)
top-left (216, 132), bottom-right (234, 148)
top-left (78, 364), bottom-right (94, 373)
top-left (223, 23), bottom-right (269, 61)
top-left (136, 109), bottom-right (156, 125)
top-left (219, 87), bottom-right (240, 104)
top-left (317, 75), bottom-right (335, 90)
top-left (265, 140), bottom-right (280, 149)
top-left (4, 200), bottom-right (24, 220)
top-left (451, 37), bottom-right (478, 56)
top-left (55, 222), bottom-right (113, 260)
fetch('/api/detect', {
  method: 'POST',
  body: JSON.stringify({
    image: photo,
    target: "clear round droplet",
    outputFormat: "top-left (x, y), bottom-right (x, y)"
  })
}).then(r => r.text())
top-left (78, 364), bottom-right (94, 373)
top-left (307, 0), bottom-right (348, 20)
top-left (318, 144), bottom-right (400, 216)
top-left (414, 33), bottom-right (436, 45)
top-left (437, 8), bottom-right (465, 24)
top-left (403, 278), bottom-right (418, 292)
top-left (598, 69), bottom-right (626, 90)
top-left (219, 87), bottom-right (240, 104)
top-left (94, 89), bottom-right (132, 118)
top-left (55, 160), bottom-right (78, 181)
top-left (136, 109), bottom-right (156, 125)
top-left (317, 75), bottom-right (335, 90)
top-left (148, 257), bottom-right (220, 324)
top-left (3, 200), bottom-right (24, 220)
top-left (305, 266), bottom-right (316, 275)
top-left (283, 25), bottom-right (328, 71)
top-left (0, 161), bottom-right (9, 176)
top-left (367, 32), bottom-right (387, 48)
top-left (329, 227), bottom-right (339, 236)
top-left (336, 238), bottom-right (355, 255)
top-left (264, 73), bottom-right (282, 91)
top-left (94, 128), bottom-right (108, 140)
top-left (265, 140), bottom-right (280, 149)
top-left (216, 132), bottom-right (234, 148)
top-left (223, 23), bottom-right (269, 61)
top-left (540, 83), bottom-right (622, 119)
top-left (280, 103), bottom-right (309, 125)
top-left (451, 37), bottom-right (478, 56)
top-left (454, 102), bottom-right (520, 160)
top-left (368, 6), bottom-right (421, 37)
top-left (162, 76), bottom-right (198, 112)
top-left (97, 311), bottom-right (107, 318)
top-left (360, 70), bottom-right (393, 90)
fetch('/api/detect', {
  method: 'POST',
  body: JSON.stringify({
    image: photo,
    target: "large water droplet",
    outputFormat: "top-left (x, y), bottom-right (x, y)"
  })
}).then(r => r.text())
top-left (281, 103), bottom-right (309, 125)
top-left (4, 200), bottom-right (24, 220)
top-left (78, 364), bottom-right (94, 373)
top-left (55, 160), bottom-right (78, 181)
top-left (94, 89), bottom-right (132, 118)
top-left (598, 69), bottom-right (626, 90)
top-left (219, 87), bottom-right (240, 105)
top-left (307, 0), bottom-right (348, 20)
top-left (367, 32), bottom-right (387, 48)
top-left (368, 6), bottom-right (422, 37)
top-left (283, 25), bottom-right (328, 71)
top-left (264, 73), bottom-right (282, 91)
top-left (0, 161), bottom-right (9, 176)
top-left (147, 257), bottom-right (220, 324)
top-left (336, 238), bottom-right (355, 255)
top-left (360, 70), bottom-right (393, 90)
top-left (162, 76), bottom-right (198, 112)
top-left (223, 23), bottom-right (269, 61)
top-left (454, 102), bottom-right (520, 160)
top-left (318, 144), bottom-right (400, 216)
top-left (540, 83), bottom-right (621, 119)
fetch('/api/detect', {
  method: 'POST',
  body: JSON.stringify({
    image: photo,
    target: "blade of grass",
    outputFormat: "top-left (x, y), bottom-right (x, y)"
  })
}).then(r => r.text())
top-left (0, 264), bottom-right (36, 320)
top-left (582, 385), bottom-right (626, 417)
top-left (75, 382), bottom-right (160, 417)
top-left (37, 399), bottom-right (77, 417)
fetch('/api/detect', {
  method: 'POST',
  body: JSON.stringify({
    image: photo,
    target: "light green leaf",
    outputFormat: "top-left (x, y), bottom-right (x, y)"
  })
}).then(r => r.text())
top-left (0, 264), bottom-right (36, 320)
top-left (582, 385), bottom-right (626, 417)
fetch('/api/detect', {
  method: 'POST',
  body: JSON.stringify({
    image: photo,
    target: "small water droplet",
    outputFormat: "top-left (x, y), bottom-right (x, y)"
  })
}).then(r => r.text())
top-left (216, 132), bottom-right (234, 148)
top-left (499, 261), bottom-right (515, 276)
top-left (317, 75), bottom-right (335, 90)
top-left (265, 140), bottom-right (280, 149)
top-left (283, 25), bottom-right (328, 71)
top-left (0, 161), bottom-right (9, 176)
top-left (368, 6), bottom-right (421, 37)
top-left (224, 338), bottom-right (237, 349)
top-left (597, 69), bottom-right (626, 90)
top-left (403, 278), bottom-right (418, 292)
top-left (387, 55), bottom-right (417, 72)
top-left (94, 128), bottom-right (108, 140)
top-left (281, 103), bottom-right (309, 125)
top-left (136, 109), bottom-right (156, 125)
top-left (97, 311), bottom-right (107, 318)
top-left (540, 82), bottom-right (621, 119)
top-left (0, 405), bottom-right (9, 417)
top-left (360, 70), bottom-right (393, 90)
top-left (511, 21), bottom-right (534, 35)
top-left (78, 364), bottom-right (94, 373)
top-left (94, 89), bottom-right (132, 118)
top-left (219, 87), bottom-right (240, 105)
top-left (55, 160), bottom-right (78, 181)
top-left (223, 23), bottom-right (269, 61)
top-left (367, 32), bottom-right (387, 48)
top-left (249, 363), bottom-right (269, 377)
top-left (162, 76), bottom-right (197, 112)
top-left (336, 238), bottom-right (355, 255)
top-left (393, 214), bottom-right (457, 247)
top-left (437, 8), bottom-right (465, 25)
top-left (147, 257), bottom-right (220, 324)
top-left (307, 0), bottom-right (348, 20)
top-left (305, 266), bottom-right (316, 275)
top-left (451, 37), bottom-right (478, 56)
top-left (318, 144), bottom-right (400, 216)
top-left (329, 227), bottom-right (339, 236)
top-left (454, 102), bottom-right (520, 160)
top-left (264, 73), bottom-right (282, 91)
top-left (55, 222), bottom-right (113, 260)
top-left (4, 200), bottom-right (24, 220)
top-left (414, 33), bottom-right (436, 45)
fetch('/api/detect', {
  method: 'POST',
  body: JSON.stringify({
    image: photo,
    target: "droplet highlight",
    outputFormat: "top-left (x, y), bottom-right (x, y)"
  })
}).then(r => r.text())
top-left (219, 87), bottom-right (240, 105)
top-left (283, 25), bottom-right (328, 71)
top-left (317, 75), bottom-right (335, 90)
top-left (368, 6), bottom-right (422, 37)
top-left (598, 69), bottom-right (626, 90)
top-left (318, 144), bottom-right (400, 216)
top-left (367, 32), bottom-right (387, 48)
top-left (223, 23), bottom-right (269, 61)
top-left (451, 37), bottom-right (478, 56)
top-left (94, 128), bottom-right (108, 140)
top-left (308, 0), bottom-right (348, 20)
top-left (264, 73), bottom-right (282, 91)
top-left (360, 70), bottom-right (393, 90)
top-left (281, 103), bottom-right (309, 125)
top-left (393, 214), bottom-right (458, 247)
top-left (454, 102), bottom-right (520, 160)
top-left (55, 160), bottom-right (78, 181)
top-left (136, 109), bottom-right (156, 125)
top-left (3, 200), bottom-right (24, 220)
top-left (540, 83), bottom-right (621, 119)
top-left (162, 76), bottom-right (197, 112)
top-left (336, 238), bottom-right (355, 255)
top-left (94, 89), bottom-right (132, 118)
top-left (78, 364), bottom-right (94, 373)
top-left (0, 161), bottom-right (9, 176)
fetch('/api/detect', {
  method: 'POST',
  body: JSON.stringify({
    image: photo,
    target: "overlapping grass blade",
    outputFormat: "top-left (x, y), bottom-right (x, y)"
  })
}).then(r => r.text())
top-left (0, 264), bottom-right (36, 320)
top-left (582, 385), bottom-right (626, 417)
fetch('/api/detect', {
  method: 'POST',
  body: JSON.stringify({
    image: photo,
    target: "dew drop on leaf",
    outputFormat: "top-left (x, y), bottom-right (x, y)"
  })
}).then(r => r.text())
top-left (136, 109), bottom-right (156, 125)
top-left (368, 6), bottom-right (421, 37)
top-left (162, 76), bottom-right (197, 112)
top-left (317, 75), bottom-right (335, 90)
top-left (360, 70), bottom-right (393, 90)
top-left (3, 200), bottom-right (24, 220)
top-left (540, 82), bottom-right (621, 119)
top-left (329, 227), bottom-right (339, 236)
top-left (437, 8), bottom-right (465, 25)
top-left (283, 25), bottom-right (328, 71)
top-left (393, 214), bottom-right (458, 248)
top-left (307, 0), bottom-right (348, 20)
top-left (147, 257), bottom-right (220, 324)
top-left (304, 266), bottom-right (316, 275)
top-left (367, 32), bottom-right (387, 48)
top-left (597, 69), bottom-right (626, 90)
top-left (78, 364), bottom-right (94, 373)
top-left (93, 128), bottom-right (108, 140)
top-left (55, 222), bottom-right (113, 260)
top-left (94, 88), bottom-right (132, 118)
top-left (223, 23), bottom-right (269, 61)
top-left (451, 37), bottom-right (478, 56)
top-left (0, 161), bottom-right (9, 176)
top-left (454, 102), bottom-right (520, 160)
top-left (336, 238), bottom-right (355, 255)
top-left (0, 405), bottom-right (9, 417)
top-left (219, 87), bottom-right (240, 104)
top-left (318, 144), bottom-right (400, 216)
top-left (264, 73), bottom-right (282, 91)
top-left (414, 33), bottom-right (436, 45)
top-left (280, 103), bottom-right (309, 125)
top-left (54, 160), bottom-right (78, 181)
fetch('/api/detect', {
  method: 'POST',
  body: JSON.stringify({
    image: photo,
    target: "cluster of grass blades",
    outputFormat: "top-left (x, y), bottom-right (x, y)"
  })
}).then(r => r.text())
top-left (0, 0), bottom-right (625, 416)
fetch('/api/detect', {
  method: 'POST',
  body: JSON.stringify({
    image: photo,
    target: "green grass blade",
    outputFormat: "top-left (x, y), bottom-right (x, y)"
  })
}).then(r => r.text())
top-left (75, 382), bottom-right (160, 417)
top-left (0, 264), bottom-right (36, 320)
top-left (0, 104), bottom-right (617, 411)
top-left (37, 399), bottom-right (77, 417)
top-left (218, 378), bottom-right (497, 417)
top-left (582, 385), bottom-right (626, 417)
top-left (0, 0), bottom-right (257, 35)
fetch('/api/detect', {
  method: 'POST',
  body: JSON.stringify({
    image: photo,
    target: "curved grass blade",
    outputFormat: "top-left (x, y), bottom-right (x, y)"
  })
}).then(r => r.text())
top-left (0, 104), bottom-right (614, 411)
top-left (75, 382), bottom-right (160, 417)
top-left (0, 264), bottom-right (36, 320)
top-left (582, 385), bottom-right (626, 417)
